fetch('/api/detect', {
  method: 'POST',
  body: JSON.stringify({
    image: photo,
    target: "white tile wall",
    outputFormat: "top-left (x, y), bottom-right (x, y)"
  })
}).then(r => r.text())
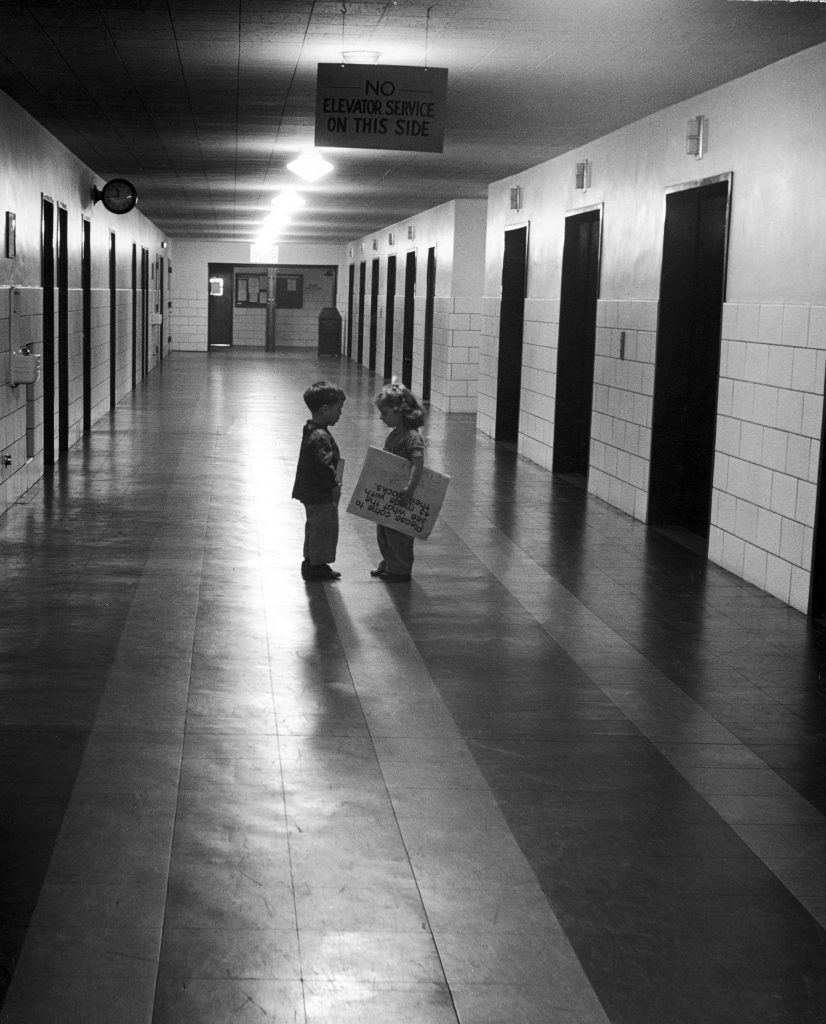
top-left (170, 290), bottom-right (208, 351)
top-left (589, 299), bottom-right (657, 520)
top-left (709, 302), bottom-right (826, 611)
top-left (380, 295), bottom-right (484, 414)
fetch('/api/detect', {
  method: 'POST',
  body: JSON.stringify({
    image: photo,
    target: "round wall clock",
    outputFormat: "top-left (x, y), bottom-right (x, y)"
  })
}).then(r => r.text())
top-left (98, 178), bottom-right (138, 214)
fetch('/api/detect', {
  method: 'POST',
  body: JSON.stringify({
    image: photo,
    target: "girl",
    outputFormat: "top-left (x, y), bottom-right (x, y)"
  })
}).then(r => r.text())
top-left (371, 381), bottom-right (426, 582)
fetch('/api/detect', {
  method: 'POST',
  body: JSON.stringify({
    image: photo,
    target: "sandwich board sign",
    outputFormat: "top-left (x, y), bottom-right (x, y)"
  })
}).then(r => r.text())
top-left (346, 446), bottom-right (450, 540)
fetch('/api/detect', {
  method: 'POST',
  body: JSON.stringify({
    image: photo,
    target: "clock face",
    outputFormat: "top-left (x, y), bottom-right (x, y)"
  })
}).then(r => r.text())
top-left (101, 178), bottom-right (138, 214)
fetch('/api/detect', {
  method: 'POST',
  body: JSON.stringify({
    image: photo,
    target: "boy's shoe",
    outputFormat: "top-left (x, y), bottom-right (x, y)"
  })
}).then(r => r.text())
top-left (377, 571), bottom-right (411, 582)
top-left (369, 562), bottom-right (387, 577)
top-left (303, 563), bottom-right (341, 581)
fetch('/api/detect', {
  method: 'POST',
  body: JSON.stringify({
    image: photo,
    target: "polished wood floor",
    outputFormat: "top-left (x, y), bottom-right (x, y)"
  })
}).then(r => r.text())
top-left (1, 350), bottom-right (825, 1023)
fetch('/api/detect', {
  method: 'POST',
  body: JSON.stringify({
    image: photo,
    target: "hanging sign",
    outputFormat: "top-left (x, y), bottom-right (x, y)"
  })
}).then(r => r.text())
top-left (315, 64), bottom-right (448, 153)
top-left (346, 447), bottom-right (450, 540)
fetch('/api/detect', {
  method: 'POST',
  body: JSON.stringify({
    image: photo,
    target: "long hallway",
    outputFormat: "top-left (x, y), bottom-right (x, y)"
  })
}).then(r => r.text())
top-left (1, 350), bottom-right (825, 1024)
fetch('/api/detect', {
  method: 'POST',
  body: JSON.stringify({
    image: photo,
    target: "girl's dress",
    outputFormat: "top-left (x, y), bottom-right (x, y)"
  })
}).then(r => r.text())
top-left (376, 424), bottom-right (424, 577)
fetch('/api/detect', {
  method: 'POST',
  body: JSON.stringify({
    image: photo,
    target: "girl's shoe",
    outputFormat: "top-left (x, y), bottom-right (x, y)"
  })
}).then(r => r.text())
top-left (304, 563), bottom-right (341, 580)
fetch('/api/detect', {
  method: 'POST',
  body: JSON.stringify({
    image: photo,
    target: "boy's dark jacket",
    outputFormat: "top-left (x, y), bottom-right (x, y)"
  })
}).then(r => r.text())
top-left (292, 422), bottom-right (340, 504)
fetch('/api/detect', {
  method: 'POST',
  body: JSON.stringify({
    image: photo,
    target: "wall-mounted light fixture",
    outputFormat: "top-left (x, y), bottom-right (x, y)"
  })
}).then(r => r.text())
top-left (407, 225), bottom-right (415, 241)
top-left (686, 115), bottom-right (706, 159)
top-left (372, 238), bottom-right (378, 251)
top-left (509, 186), bottom-right (522, 211)
top-left (160, 240), bottom-right (168, 249)
top-left (208, 276), bottom-right (224, 297)
top-left (388, 232), bottom-right (395, 246)
top-left (575, 159), bottom-right (591, 191)
top-left (359, 242), bottom-right (365, 255)
top-left (348, 246), bottom-right (354, 258)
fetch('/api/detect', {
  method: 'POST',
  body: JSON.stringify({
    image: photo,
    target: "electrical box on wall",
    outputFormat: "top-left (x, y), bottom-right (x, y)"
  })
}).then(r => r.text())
top-left (10, 349), bottom-right (41, 386)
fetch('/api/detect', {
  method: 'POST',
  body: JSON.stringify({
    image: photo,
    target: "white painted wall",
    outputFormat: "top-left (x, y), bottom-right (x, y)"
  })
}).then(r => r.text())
top-left (0, 88), bottom-right (166, 517)
top-left (170, 239), bottom-right (346, 352)
top-left (480, 43), bottom-right (826, 611)
top-left (345, 198), bottom-right (487, 412)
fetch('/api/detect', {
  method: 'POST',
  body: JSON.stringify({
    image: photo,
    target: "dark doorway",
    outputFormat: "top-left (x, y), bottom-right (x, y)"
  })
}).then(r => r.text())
top-left (132, 245), bottom-right (138, 383)
top-left (357, 261), bottom-right (366, 364)
top-left (384, 255), bottom-right (396, 380)
top-left (57, 206), bottom-right (69, 452)
top-left (369, 259), bottom-right (379, 372)
top-left (207, 263), bottom-right (234, 348)
top-left (41, 197), bottom-right (56, 466)
top-left (553, 209), bottom-right (601, 478)
top-left (109, 234), bottom-right (117, 410)
top-left (346, 263), bottom-right (355, 358)
top-left (648, 177), bottom-right (730, 541)
top-left (402, 250), bottom-right (416, 388)
top-left (422, 247), bottom-right (436, 403)
top-left (158, 256), bottom-right (165, 362)
top-left (496, 226), bottom-right (528, 443)
top-left (82, 218), bottom-right (91, 431)
top-left (809, 390), bottom-right (826, 619)
top-left (141, 248), bottom-right (150, 378)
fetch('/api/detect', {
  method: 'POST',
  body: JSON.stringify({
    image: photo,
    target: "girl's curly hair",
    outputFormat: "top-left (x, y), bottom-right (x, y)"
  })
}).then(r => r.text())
top-left (375, 379), bottom-right (425, 428)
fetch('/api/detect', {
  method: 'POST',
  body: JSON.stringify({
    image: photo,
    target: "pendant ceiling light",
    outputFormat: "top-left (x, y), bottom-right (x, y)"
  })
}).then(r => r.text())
top-left (287, 152), bottom-right (334, 182)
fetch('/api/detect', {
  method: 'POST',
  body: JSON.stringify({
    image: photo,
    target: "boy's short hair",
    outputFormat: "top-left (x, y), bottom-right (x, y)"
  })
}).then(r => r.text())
top-left (303, 380), bottom-right (345, 412)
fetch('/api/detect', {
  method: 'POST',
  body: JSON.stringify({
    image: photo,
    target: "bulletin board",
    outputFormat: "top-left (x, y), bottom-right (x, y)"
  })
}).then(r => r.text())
top-left (235, 273), bottom-right (267, 307)
top-left (234, 272), bottom-right (305, 308)
top-left (276, 274), bottom-right (304, 308)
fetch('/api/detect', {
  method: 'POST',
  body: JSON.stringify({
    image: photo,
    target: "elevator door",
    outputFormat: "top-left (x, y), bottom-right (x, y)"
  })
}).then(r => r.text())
top-left (402, 251), bottom-right (416, 387)
top-left (57, 205), bottom-right (69, 453)
top-left (346, 264), bottom-right (355, 358)
top-left (109, 234), bottom-right (117, 408)
top-left (357, 261), bottom-right (366, 364)
top-left (384, 255), bottom-right (396, 380)
top-left (811, 416), bottom-right (826, 618)
top-left (553, 209), bottom-right (601, 477)
top-left (648, 179), bottom-right (729, 540)
top-left (132, 245), bottom-right (139, 380)
top-left (422, 247), bottom-right (436, 403)
top-left (496, 226), bottom-right (528, 443)
top-left (369, 259), bottom-right (379, 372)
top-left (41, 197), bottom-right (56, 466)
top-left (82, 219), bottom-right (92, 431)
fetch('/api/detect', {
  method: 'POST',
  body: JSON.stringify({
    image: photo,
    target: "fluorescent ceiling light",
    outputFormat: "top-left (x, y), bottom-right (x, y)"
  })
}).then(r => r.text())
top-left (287, 152), bottom-right (333, 182)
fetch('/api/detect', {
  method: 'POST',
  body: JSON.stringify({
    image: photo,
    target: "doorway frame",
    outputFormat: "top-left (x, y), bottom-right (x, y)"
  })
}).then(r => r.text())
top-left (495, 221), bottom-right (530, 444)
top-left (552, 202), bottom-right (603, 478)
top-left (648, 170), bottom-right (733, 541)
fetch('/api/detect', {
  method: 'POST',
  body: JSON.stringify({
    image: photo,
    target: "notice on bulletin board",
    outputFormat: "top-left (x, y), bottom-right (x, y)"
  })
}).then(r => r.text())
top-left (346, 446), bottom-right (450, 540)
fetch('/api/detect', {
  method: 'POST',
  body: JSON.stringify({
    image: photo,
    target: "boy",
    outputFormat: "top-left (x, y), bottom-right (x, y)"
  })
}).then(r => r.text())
top-left (292, 380), bottom-right (346, 581)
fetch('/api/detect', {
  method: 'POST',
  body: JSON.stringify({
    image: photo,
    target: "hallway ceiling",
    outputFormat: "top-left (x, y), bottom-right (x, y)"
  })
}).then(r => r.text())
top-left (2, 0), bottom-right (826, 245)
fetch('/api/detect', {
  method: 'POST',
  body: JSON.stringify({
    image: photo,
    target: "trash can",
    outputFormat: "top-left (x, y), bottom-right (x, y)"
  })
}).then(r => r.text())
top-left (318, 307), bottom-right (342, 357)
